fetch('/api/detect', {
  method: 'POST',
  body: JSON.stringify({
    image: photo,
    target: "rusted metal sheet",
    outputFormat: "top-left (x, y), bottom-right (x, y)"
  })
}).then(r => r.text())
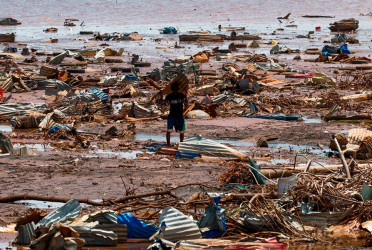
top-left (40, 65), bottom-right (59, 77)
top-left (161, 73), bottom-right (189, 96)
top-left (348, 128), bottom-right (372, 144)
top-left (329, 18), bottom-right (359, 32)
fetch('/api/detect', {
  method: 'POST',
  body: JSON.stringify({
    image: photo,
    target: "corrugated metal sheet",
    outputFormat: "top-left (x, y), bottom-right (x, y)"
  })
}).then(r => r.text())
top-left (43, 80), bottom-right (72, 91)
top-left (0, 78), bottom-right (13, 92)
top-left (298, 210), bottom-right (350, 227)
top-left (132, 101), bottom-right (153, 118)
top-left (10, 115), bottom-right (39, 129)
top-left (40, 65), bottom-right (59, 77)
top-left (158, 207), bottom-right (201, 243)
top-left (348, 128), bottom-right (372, 144)
top-left (211, 94), bottom-right (228, 104)
top-left (178, 135), bottom-right (247, 159)
top-left (77, 211), bottom-right (126, 243)
top-left (93, 224), bottom-right (127, 243)
top-left (131, 101), bottom-right (161, 118)
top-left (361, 137), bottom-right (372, 154)
top-left (84, 210), bottom-right (117, 224)
top-left (73, 226), bottom-right (118, 246)
top-left (16, 222), bottom-right (35, 245)
top-left (161, 73), bottom-right (189, 96)
top-left (232, 97), bottom-right (249, 107)
top-left (36, 199), bottom-right (82, 229)
top-left (0, 103), bottom-right (48, 116)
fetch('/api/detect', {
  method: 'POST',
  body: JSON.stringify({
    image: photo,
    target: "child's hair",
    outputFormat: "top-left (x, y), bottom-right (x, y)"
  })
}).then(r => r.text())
top-left (171, 82), bottom-right (179, 91)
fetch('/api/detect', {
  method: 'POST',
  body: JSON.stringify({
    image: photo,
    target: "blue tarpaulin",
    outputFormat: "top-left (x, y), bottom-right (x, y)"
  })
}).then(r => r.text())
top-left (340, 43), bottom-right (351, 54)
top-left (322, 44), bottom-right (350, 56)
top-left (117, 212), bottom-right (158, 239)
top-left (48, 125), bottom-right (72, 134)
top-left (199, 197), bottom-right (226, 238)
top-left (162, 27), bottom-right (177, 34)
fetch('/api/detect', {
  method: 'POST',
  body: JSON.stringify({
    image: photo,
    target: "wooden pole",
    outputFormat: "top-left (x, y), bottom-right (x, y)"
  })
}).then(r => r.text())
top-left (333, 137), bottom-right (351, 179)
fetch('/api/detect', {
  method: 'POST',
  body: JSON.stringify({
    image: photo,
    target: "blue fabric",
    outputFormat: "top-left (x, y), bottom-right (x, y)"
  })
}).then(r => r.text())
top-left (199, 196), bottom-right (226, 238)
top-left (322, 45), bottom-right (334, 56)
top-left (322, 44), bottom-right (350, 56)
top-left (201, 229), bottom-right (223, 238)
top-left (162, 27), bottom-right (177, 34)
top-left (250, 103), bottom-right (259, 113)
top-left (48, 125), bottom-right (71, 134)
top-left (340, 43), bottom-right (351, 54)
top-left (117, 212), bottom-right (158, 239)
top-left (176, 151), bottom-right (200, 159)
top-left (89, 88), bottom-right (109, 100)
top-left (321, 45), bottom-right (340, 56)
top-left (124, 75), bottom-right (137, 81)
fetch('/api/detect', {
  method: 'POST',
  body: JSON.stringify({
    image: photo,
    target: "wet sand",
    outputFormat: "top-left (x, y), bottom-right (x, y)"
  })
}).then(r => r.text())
top-left (0, 0), bottom-right (371, 249)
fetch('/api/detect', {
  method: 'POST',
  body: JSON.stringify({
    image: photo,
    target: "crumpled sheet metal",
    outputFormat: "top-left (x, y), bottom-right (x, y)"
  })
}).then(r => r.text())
top-left (94, 49), bottom-right (105, 63)
top-left (308, 73), bottom-right (336, 85)
top-left (93, 224), bottom-right (127, 244)
top-left (0, 103), bottom-right (48, 116)
top-left (83, 210), bottom-right (117, 224)
top-left (158, 207), bottom-right (201, 242)
top-left (36, 199), bottom-right (82, 229)
top-left (131, 101), bottom-right (161, 118)
top-left (178, 135), bottom-right (247, 160)
top-left (16, 222), bottom-right (35, 245)
top-left (73, 226), bottom-right (118, 246)
top-left (38, 110), bottom-right (65, 129)
top-left (255, 60), bottom-right (283, 70)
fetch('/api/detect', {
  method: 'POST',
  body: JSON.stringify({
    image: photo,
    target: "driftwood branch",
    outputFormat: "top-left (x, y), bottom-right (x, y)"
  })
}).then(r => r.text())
top-left (0, 183), bottom-right (210, 207)
top-left (333, 137), bottom-right (351, 179)
top-left (0, 194), bottom-right (104, 206)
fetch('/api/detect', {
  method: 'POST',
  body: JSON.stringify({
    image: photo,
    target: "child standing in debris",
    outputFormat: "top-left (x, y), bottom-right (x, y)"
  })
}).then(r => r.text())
top-left (165, 82), bottom-right (188, 146)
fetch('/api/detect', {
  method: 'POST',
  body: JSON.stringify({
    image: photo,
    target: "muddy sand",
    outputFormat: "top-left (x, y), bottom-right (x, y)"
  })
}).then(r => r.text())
top-left (0, 0), bottom-right (371, 249)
